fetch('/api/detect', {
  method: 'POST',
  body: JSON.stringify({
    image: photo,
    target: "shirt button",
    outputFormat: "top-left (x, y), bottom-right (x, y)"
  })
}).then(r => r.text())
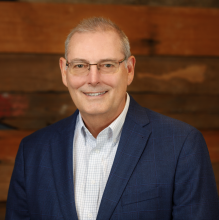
top-left (91, 180), bottom-right (95, 184)
top-left (88, 213), bottom-right (92, 218)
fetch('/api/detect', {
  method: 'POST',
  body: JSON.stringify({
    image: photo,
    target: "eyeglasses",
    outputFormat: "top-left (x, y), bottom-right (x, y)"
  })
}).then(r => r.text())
top-left (66, 57), bottom-right (126, 76)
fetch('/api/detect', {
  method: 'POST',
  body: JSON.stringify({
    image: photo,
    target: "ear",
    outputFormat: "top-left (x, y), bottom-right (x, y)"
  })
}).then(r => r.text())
top-left (126, 55), bottom-right (136, 86)
top-left (59, 57), bottom-right (68, 87)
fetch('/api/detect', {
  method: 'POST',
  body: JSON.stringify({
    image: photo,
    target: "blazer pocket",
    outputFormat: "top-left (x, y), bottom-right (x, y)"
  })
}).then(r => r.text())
top-left (121, 187), bottom-right (160, 206)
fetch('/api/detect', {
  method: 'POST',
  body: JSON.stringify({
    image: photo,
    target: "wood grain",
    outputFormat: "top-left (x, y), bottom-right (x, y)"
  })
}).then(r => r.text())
top-left (1, 54), bottom-right (219, 94)
top-left (0, 130), bottom-right (34, 162)
top-left (212, 162), bottom-right (219, 195)
top-left (0, 130), bottom-right (34, 201)
top-left (0, 3), bottom-right (219, 56)
top-left (202, 131), bottom-right (219, 163)
top-left (132, 56), bottom-right (219, 94)
top-left (0, 202), bottom-right (6, 220)
top-left (0, 93), bottom-right (219, 129)
top-left (0, 162), bottom-right (14, 202)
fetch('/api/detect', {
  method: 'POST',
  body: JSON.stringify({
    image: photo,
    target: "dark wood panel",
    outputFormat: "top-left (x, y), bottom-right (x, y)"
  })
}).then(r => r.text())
top-left (0, 3), bottom-right (149, 54)
top-left (0, 130), bottom-right (34, 201)
top-left (212, 162), bottom-right (219, 195)
top-left (203, 131), bottom-right (219, 163)
top-left (1, 92), bottom-right (219, 117)
top-left (1, 54), bottom-right (219, 94)
top-left (0, 162), bottom-right (13, 202)
top-left (0, 54), bottom-right (65, 92)
top-left (0, 202), bottom-right (6, 220)
top-left (0, 130), bottom-right (34, 162)
top-left (131, 56), bottom-right (219, 94)
top-left (15, 0), bottom-right (219, 8)
top-left (3, 112), bottom-right (219, 130)
top-left (163, 113), bottom-right (219, 130)
top-left (0, 3), bottom-right (219, 56)
top-left (0, 93), bottom-right (219, 129)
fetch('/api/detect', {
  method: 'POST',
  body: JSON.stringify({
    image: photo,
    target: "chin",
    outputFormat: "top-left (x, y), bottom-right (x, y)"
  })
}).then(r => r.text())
top-left (80, 106), bottom-right (110, 116)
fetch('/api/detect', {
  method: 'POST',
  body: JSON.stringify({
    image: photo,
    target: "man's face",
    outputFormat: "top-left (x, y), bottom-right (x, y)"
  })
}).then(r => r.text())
top-left (60, 31), bottom-right (135, 121)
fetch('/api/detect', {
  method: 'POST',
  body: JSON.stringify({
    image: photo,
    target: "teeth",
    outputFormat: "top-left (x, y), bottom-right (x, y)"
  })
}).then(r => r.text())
top-left (86, 91), bottom-right (106, 96)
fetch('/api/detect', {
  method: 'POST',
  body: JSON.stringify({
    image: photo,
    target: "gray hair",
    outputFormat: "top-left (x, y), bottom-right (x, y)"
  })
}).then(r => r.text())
top-left (64, 17), bottom-right (131, 60)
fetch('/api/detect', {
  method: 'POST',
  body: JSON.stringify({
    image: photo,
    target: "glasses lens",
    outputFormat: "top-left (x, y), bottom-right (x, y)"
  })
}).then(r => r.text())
top-left (68, 62), bottom-right (89, 75)
top-left (98, 61), bottom-right (118, 74)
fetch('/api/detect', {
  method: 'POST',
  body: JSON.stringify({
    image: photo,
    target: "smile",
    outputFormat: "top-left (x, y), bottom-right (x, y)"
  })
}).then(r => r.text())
top-left (85, 91), bottom-right (107, 96)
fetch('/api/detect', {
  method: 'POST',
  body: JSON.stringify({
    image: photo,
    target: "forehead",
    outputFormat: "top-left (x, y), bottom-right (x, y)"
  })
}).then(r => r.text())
top-left (67, 31), bottom-right (123, 61)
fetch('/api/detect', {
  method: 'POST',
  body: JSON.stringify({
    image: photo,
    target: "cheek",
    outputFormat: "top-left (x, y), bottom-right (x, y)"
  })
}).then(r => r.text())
top-left (101, 73), bottom-right (128, 88)
top-left (66, 75), bottom-right (87, 89)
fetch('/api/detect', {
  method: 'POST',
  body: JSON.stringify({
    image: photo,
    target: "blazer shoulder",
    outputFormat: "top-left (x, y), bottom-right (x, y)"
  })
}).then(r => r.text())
top-left (22, 110), bottom-right (78, 146)
top-left (129, 95), bottom-right (198, 136)
top-left (145, 108), bottom-right (198, 136)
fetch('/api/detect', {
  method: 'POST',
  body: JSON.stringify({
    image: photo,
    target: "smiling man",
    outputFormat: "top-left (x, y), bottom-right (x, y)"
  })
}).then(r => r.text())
top-left (6, 17), bottom-right (219, 220)
top-left (59, 29), bottom-right (135, 138)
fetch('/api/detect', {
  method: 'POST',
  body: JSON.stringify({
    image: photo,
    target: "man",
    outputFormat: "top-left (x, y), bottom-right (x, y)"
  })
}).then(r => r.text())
top-left (6, 17), bottom-right (219, 220)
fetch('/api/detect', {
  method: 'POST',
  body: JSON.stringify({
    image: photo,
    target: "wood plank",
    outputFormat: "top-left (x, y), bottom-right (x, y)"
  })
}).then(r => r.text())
top-left (0, 130), bottom-right (33, 201)
top-left (0, 3), bottom-right (149, 54)
top-left (1, 54), bottom-right (219, 94)
top-left (0, 93), bottom-right (219, 118)
top-left (0, 162), bottom-right (14, 202)
top-left (0, 92), bottom-right (219, 129)
top-left (0, 3), bottom-right (219, 56)
top-left (212, 162), bottom-right (219, 195)
top-left (202, 131), bottom-right (219, 163)
top-left (14, 0), bottom-right (219, 8)
top-left (0, 202), bottom-right (6, 220)
top-left (0, 54), bottom-right (65, 92)
top-left (131, 56), bottom-right (219, 94)
top-left (0, 130), bottom-right (34, 162)
top-left (4, 112), bottom-right (219, 130)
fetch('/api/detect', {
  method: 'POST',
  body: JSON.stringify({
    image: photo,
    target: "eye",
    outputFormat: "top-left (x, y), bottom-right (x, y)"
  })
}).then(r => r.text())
top-left (104, 63), bottom-right (113, 68)
top-left (100, 62), bottom-right (116, 68)
top-left (73, 63), bottom-right (88, 69)
top-left (74, 64), bottom-right (84, 68)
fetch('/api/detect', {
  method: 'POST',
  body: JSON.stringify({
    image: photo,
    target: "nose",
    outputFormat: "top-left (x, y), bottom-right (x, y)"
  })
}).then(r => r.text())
top-left (87, 64), bottom-right (101, 86)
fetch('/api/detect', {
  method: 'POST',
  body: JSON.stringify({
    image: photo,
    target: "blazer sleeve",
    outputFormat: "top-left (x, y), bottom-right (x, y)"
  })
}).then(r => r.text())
top-left (172, 129), bottom-right (219, 219)
top-left (5, 140), bottom-right (30, 220)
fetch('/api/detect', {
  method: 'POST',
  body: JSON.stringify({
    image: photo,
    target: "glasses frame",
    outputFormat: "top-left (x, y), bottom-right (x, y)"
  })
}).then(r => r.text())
top-left (65, 57), bottom-right (126, 75)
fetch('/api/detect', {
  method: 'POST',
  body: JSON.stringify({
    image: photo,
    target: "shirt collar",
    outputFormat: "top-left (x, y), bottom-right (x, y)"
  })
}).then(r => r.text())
top-left (78, 93), bottom-right (130, 142)
top-left (108, 93), bottom-right (130, 143)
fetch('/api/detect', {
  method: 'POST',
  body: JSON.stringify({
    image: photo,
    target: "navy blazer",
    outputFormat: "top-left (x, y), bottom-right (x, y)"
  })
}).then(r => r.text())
top-left (6, 96), bottom-right (219, 219)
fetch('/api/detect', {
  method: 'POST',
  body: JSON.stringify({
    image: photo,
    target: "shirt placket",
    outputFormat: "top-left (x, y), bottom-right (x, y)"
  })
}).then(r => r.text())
top-left (83, 135), bottom-right (101, 220)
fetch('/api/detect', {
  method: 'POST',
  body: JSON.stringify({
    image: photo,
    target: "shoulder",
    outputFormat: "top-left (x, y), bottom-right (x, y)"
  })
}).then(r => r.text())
top-left (146, 108), bottom-right (204, 143)
top-left (129, 95), bottom-right (197, 136)
top-left (146, 108), bottom-right (195, 133)
top-left (21, 110), bottom-right (78, 147)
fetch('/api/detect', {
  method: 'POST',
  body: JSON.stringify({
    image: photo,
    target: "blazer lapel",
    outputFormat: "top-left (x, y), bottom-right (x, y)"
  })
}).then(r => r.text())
top-left (50, 111), bottom-right (79, 220)
top-left (97, 96), bottom-right (152, 220)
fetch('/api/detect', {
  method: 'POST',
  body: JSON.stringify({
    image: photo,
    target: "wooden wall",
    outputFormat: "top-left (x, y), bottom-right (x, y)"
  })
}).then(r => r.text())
top-left (0, 2), bottom-right (219, 218)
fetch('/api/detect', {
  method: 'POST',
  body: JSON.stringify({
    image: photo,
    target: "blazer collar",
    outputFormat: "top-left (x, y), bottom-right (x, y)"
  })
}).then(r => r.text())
top-left (50, 110), bottom-right (79, 220)
top-left (97, 95), bottom-right (151, 220)
top-left (50, 95), bottom-right (151, 220)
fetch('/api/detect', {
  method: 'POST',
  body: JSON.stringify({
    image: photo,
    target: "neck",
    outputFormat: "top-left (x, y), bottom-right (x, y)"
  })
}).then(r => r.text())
top-left (82, 115), bottom-right (113, 138)
top-left (80, 98), bottom-right (127, 138)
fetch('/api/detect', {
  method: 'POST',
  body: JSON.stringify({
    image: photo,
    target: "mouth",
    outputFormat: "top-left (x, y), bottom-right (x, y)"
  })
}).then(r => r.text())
top-left (84, 91), bottom-right (107, 97)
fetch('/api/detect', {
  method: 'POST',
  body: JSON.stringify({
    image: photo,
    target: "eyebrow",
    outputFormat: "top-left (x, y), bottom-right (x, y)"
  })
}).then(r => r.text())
top-left (69, 58), bottom-right (119, 63)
